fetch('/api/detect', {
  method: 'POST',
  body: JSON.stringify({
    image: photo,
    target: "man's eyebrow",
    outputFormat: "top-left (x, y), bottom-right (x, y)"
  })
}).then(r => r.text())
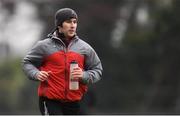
top-left (65, 19), bottom-right (77, 22)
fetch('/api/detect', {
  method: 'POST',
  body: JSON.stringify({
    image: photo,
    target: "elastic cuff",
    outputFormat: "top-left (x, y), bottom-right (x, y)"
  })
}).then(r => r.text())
top-left (31, 71), bottom-right (40, 81)
top-left (81, 72), bottom-right (89, 84)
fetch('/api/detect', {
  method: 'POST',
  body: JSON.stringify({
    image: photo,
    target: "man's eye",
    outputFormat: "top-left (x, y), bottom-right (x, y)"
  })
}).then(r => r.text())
top-left (73, 21), bottom-right (77, 24)
top-left (66, 20), bottom-right (71, 23)
top-left (65, 19), bottom-right (77, 24)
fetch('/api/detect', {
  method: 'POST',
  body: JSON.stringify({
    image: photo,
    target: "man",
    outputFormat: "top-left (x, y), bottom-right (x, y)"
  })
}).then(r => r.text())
top-left (22, 8), bottom-right (103, 115)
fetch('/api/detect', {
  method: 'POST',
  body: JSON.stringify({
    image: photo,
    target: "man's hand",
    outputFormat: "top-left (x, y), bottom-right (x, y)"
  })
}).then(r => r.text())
top-left (71, 67), bottom-right (83, 80)
top-left (36, 71), bottom-right (51, 81)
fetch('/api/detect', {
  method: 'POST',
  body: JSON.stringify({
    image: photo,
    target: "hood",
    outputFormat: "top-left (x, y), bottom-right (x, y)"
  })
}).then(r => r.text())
top-left (47, 29), bottom-right (79, 46)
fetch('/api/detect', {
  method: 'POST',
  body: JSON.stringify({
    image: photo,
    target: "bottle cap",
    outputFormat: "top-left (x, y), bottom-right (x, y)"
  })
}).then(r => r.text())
top-left (70, 60), bottom-right (77, 64)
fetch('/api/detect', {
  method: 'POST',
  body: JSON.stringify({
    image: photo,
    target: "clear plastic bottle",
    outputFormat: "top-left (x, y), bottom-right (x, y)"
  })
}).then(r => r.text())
top-left (69, 61), bottom-right (79, 90)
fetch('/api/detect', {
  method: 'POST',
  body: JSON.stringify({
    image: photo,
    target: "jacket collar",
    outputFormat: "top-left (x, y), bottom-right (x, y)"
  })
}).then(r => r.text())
top-left (48, 32), bottom-right (78, 46)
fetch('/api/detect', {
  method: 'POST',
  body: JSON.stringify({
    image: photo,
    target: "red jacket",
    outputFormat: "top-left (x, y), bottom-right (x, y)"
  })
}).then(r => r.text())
top-left (22, 34), bottom-right (103, 101)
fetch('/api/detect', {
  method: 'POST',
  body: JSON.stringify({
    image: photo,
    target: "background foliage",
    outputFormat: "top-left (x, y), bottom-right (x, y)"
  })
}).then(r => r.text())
top-left (0, 0), bottom-right (180, 114)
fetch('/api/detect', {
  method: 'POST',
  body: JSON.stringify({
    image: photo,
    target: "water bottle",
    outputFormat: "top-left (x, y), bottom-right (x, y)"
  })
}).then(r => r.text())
top-left (69, 61), bottom-right (79, 90)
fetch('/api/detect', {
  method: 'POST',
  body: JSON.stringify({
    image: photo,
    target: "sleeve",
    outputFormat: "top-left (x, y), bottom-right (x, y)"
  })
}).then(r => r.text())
top-left (82, 46), bottom-right (103, 84)
top-left (22, 41), bottom-right (44, 81)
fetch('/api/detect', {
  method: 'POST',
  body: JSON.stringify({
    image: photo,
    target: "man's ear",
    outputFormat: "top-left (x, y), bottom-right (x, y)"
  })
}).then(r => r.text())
top-left (58, 26), bottom-right (63, 33)
top-left (58, 25), bottom-right (63, 29)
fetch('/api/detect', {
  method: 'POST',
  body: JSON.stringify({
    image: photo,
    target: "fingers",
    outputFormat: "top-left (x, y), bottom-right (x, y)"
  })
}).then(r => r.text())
top-left (36, 71), bottom-right (51, 82)
top-left (47, 71), bottom-right (52, 74)
top-left (71, 67), bottom-right (83, 79)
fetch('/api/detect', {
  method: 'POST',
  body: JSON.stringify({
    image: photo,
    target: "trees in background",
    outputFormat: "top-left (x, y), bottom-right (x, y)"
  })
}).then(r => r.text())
top-left (0, 0), bottom-right (180, 114)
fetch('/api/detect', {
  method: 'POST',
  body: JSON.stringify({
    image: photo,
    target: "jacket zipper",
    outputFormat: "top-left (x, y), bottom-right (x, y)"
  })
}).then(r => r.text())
top-left (64, 41), bottom-right (74, 100)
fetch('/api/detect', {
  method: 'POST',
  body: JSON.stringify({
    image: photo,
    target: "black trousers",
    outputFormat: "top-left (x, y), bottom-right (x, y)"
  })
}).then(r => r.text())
top-left (39, 97), bottom-right (82, 115)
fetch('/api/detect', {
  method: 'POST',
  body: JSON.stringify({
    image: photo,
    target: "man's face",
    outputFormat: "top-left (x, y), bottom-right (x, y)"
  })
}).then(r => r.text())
top-left (59, 18), bottom-right (77, 39)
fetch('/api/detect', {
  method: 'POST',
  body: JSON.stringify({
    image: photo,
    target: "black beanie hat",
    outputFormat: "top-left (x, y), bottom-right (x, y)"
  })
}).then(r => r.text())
top-left (55, 8), bottom-right (78, 27)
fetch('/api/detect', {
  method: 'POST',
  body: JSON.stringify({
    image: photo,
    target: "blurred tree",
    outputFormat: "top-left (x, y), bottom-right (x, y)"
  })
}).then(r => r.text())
top-left (1, 0), bottom-right (180, 115)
